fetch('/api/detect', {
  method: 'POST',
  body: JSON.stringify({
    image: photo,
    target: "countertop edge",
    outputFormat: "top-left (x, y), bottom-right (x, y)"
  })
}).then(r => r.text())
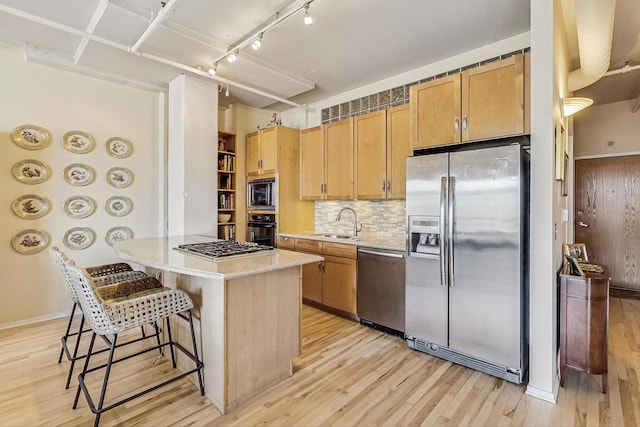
top-left (277, 232), bottom-right (406, 252)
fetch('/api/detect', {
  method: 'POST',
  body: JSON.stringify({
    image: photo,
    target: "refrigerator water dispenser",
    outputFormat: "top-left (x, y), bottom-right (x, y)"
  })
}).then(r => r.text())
top-left (409, 216), bottom-right (441, 258)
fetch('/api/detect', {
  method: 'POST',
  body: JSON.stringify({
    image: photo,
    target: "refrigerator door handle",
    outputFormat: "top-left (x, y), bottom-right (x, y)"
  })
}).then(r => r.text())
top-left (448, 176), bottom-right (456, 287)
top-left (440, 176), bottom-right (448, 286)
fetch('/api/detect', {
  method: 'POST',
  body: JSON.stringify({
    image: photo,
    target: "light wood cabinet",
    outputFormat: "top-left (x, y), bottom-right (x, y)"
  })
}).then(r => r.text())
top-left (246, 126), bottom-right (289, 176)
top-left (410, 54), bottom-right (526, 149)
top-left (292, 238), bottom-right (357, 315)
top-left (300, 119), bottom-right (353, 200)
top-left (353, 106), bottom-right (411, 200)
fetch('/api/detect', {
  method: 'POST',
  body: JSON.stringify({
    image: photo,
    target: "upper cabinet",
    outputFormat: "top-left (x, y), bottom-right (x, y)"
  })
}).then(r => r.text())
top-left (246, 126), bottom-right (281, 175)
top-left (410, 54), bottom-right (527, 149)
top-left (353, 107), bottom-right (410, 200)
top-left (300, 119), bottom-right (354, 200)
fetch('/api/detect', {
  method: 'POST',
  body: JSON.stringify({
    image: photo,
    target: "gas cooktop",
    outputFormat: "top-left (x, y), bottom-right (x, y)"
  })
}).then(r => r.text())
top-left (174, 240), bottom-right (274, 260)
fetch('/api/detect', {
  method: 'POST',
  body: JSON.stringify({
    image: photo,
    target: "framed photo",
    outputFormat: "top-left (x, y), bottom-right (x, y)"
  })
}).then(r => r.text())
top-left (565, 256), bottom-right (585, 277)
top-left (563, 243), bottom-right (588, 262)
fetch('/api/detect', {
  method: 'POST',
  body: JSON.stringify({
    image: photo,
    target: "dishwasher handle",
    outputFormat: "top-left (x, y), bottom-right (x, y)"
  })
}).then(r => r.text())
top-left (358, 249), bottom-right (405, 259)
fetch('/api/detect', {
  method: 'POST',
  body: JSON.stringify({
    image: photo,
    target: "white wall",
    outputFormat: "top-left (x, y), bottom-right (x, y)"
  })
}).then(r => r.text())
top-left (0, 42), bottom-right (162, 327)
top-left (574, 99), bottom-right (640, 158)
top-left (167, 75), bottom-right (218, 236)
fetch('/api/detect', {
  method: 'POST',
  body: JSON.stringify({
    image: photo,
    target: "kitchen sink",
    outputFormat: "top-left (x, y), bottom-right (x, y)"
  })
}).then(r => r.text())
top-left (314, 233), bottom-right (358, 240)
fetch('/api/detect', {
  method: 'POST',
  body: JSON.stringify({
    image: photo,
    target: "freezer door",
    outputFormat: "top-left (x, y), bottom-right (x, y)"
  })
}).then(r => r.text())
top-left (405, 154), bottom-right (449, 346)
top-left (448, 144), bottom-right (523, 368)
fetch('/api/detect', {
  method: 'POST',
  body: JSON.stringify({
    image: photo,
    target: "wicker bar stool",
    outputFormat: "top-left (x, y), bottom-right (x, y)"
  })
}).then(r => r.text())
top-left (66, 260), bottom-right (204, 427)
top-left (50, 247), bottom-right (149, 388)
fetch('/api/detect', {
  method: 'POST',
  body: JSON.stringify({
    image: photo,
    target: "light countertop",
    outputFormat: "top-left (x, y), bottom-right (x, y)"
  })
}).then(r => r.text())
top-left (114, 235), bottom-right (323, 280)
top-left (277, 231), bottom-right (406, 252)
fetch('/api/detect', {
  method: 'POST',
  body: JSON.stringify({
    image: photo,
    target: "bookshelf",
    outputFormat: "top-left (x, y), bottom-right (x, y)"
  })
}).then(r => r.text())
top-left (218, 132), bottom-right (236, 240)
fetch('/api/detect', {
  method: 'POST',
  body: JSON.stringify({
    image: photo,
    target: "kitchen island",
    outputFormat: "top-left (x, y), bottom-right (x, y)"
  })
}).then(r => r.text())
top-left (114, 235), bottom-right (323, 414)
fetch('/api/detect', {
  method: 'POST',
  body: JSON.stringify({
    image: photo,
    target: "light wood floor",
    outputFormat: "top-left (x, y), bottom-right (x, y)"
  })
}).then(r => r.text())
top-left (1, 297), bottom-right (638, 426)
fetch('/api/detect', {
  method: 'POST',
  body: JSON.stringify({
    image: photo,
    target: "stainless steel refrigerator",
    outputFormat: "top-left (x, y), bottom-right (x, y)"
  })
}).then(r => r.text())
top-left (405, 140), bottom-right (529, 383)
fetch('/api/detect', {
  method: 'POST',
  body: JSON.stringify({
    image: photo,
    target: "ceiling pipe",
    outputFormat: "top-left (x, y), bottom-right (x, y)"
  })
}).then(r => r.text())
top-left (603, 61), bottom-right (640, 76)
top-left (0, 3), bottom-right (314, 111)
top-left (74, 0), bottom-right (109, 63)
top-left (568, 0), bottom-right (616, 91)
top-left (130, 0), bottom-right (181, 54)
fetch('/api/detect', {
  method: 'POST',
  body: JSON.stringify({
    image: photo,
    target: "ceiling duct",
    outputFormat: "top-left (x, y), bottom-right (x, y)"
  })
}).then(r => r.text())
top-left (568, 0), bottom-right (616, 92)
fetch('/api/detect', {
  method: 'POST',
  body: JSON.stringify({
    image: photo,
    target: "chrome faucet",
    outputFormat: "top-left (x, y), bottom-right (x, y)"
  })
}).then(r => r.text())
top-left (336, 207), bottom-right (363, 237)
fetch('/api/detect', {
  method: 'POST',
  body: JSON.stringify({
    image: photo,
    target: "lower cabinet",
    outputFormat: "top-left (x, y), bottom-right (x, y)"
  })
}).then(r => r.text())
top-left (278, 236), bottom-right (357, 315)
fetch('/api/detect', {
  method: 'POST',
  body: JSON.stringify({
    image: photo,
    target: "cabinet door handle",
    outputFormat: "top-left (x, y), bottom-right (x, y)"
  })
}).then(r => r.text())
top-left (318, 261), bottom-right (323, 272)
top-left (454, 116), bottom-right (460, 133)
top-left (386, 180), bottom-right (391, 191)
top-left (462, 115), bottom-right (468, 131)
top-left (382, 180), bottom-right (386, 191)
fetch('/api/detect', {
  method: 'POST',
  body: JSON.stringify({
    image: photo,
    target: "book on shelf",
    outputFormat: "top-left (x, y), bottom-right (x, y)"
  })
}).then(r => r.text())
top-left (218, 154), bottom-right (235, 171)
top-left (218, 224), bottom-right (236, 240)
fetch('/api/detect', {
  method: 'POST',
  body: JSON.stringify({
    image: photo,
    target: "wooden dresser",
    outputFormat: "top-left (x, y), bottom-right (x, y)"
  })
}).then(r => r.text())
top-left (559, 272), bottom-right (610, 393)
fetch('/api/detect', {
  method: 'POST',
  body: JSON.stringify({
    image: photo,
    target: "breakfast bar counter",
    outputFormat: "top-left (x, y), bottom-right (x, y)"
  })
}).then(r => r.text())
top-left (114, 235), bottom-right (323, 414)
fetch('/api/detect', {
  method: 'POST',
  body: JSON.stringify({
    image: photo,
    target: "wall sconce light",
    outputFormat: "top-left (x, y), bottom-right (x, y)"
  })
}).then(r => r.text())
top-left (562, 97), bottom-right (593, 117)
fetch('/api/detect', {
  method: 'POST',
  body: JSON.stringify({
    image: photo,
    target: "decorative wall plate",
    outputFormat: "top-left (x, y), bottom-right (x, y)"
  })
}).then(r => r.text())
top-left (105, 137), bottom-right (133, 159)
top-left (11, 229), bottom-right (50, 254)
top-left (105, 226), bottom-right (134, 247)
top-left (12, 159), bottom-right (51, 184)
top-left (11, 194), bottom-right (51, 219)
top-left (105, 196), bottom-right (133, 217)
top-left (63, 227), bottom-right (95, 250)
top-left (63, 130), bottom-right (95, 154)
top-left (63, 163), bottom-right (95, 186)
top-left (11, 124), bottom-right (51, 150)
top-left (63, 195), bottom-right (95, 219)
top-left (106, 167), bottom-right (134, 188)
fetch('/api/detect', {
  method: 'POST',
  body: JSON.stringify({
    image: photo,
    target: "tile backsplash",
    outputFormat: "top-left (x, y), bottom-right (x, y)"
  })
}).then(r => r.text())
top-left (315, 200), bottom-right (406, 240)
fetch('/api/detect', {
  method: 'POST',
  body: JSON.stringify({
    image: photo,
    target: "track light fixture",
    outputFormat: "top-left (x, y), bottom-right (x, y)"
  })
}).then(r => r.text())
top-left (304, 3), bottom-right (313, 26)
top-left (225, 82), bottom-right (230, 97)
top-left (227, 49), bottom-right (239, 63)
top-left (208, 63), bottom-right (217, 76)
top-left (251, 34), bottom-right (263, 50)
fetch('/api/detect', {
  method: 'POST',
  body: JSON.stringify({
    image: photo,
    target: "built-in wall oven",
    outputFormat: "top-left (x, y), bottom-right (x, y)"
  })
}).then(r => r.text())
top-left (247, 214), bottom-right (276, 247)
top-left (247, 178), bottom-right (276, 210)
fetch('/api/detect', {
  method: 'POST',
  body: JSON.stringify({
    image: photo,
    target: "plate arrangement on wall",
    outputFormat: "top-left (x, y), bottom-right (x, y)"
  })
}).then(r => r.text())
top-left (12, 159), bottom-right (51, 184)
top-left (63, 195), bottom-right (95, 219)
top-left (11, 229), bottom-right (50, 254)
top-left (62, 130), bottom-right (95, 154)
top-left (11, 194), bottom-right (51, 219)
top-left (63, 227), bottom-right (95, 250)
top-left (63, 163), bottom-right (95, 186)
top-left (105, 226), bottom-right (133, 246)
top-left (11, 124), bottom-right (51, 150)
top-left (106, 167), bottom-right (134, 188)
top-left (106, 137), bottom-right (133, 159)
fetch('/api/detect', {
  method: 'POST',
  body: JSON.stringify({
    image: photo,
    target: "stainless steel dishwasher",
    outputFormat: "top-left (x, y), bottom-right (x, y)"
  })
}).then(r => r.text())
top-left (357, 247), bottom-right (406, 336)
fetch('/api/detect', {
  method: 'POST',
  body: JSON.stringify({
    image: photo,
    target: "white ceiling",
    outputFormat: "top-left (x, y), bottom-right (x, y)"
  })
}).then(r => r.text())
top-left (0, 0), bottom-right (637, 110)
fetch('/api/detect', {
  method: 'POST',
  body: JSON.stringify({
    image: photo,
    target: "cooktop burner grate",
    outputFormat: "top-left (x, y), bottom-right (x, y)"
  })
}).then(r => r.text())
top-left (174, 240), bottom-right (274, 260)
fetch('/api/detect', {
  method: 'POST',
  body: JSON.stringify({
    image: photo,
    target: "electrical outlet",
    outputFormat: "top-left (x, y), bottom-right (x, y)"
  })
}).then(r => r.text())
top-left (604, 138), bottom-right (616, 149)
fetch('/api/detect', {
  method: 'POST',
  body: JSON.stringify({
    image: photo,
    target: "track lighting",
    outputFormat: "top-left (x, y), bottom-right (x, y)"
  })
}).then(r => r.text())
top-left (227, 49), bottom-right (238, 63)
top-left (303, 3), bottom-right (313, 26)
top-left (225, 82), bottom-right (230, 97)
top-left (251, 34), bottom-right (263, 50)
top-left (208, 63), bottom-right (217, 76)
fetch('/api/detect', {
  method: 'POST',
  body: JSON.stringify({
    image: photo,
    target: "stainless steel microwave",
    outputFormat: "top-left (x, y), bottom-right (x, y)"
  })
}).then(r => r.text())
top-left (247, 178), bottom-right (276, 210)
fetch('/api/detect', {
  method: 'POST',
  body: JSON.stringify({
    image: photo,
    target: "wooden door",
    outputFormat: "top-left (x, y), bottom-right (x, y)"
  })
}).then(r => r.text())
top-left (300, 126), bottom-right (325, 200)
top-left (462, 54), bottom-right (524, 142)
top-left (575, 156), bottom-right (640, 291)
top-left (387, 104), bottom-right (411, 199)
top-left (409, 74), bottom-right (461, 149)
top-left (322, 255), bottom-right (357, 314)
top-left (325, 118), bottom-right (354, 200)
top-left (246, 131), bottom-right (261, 175)
top-left (354, 110), bottom-right (387, 199)
top-left (260, 127), bottom-right (278, 174)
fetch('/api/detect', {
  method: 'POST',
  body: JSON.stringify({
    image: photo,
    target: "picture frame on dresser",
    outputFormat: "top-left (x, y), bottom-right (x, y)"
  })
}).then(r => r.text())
top-left (563, 243), bottom-right (588, 262)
